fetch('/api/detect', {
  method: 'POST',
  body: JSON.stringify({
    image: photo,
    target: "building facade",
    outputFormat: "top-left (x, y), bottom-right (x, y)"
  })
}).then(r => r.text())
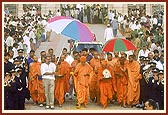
top-left (4, 3), bottom-right (164, 18)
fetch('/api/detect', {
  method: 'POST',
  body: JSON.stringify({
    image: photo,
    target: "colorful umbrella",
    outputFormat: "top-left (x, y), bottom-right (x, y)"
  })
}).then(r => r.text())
top-left (47, 16), bottom-right (94, 42)
top-left (102, 38), bottom-right (137, 52)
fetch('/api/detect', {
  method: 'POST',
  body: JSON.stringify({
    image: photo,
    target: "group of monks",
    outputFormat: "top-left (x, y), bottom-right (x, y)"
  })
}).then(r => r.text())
top-left (28, 49), bottom-right (142, 109)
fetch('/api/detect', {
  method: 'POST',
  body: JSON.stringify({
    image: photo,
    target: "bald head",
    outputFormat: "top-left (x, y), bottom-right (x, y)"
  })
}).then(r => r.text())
top-left (33, 55), bottom-right (38, 62)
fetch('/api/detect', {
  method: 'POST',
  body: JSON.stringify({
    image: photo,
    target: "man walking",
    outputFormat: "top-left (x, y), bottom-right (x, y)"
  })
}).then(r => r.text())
top-left (74, 56), bottom-right (93, 109)
top-left (111, 16), bottom-right (118, 37)
top-left (104, 24), bottom-right (113, 41)
top-left (41, 55), bottom-right (56, 109)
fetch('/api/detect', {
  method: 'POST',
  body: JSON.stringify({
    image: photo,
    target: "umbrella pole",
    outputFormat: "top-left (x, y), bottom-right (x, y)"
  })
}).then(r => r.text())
top-left (56, 42), bottom-right (65, 65)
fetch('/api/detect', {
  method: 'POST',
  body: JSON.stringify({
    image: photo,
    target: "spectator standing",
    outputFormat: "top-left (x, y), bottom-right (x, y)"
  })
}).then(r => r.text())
top-left (56, 9), bottom-right (61, 16)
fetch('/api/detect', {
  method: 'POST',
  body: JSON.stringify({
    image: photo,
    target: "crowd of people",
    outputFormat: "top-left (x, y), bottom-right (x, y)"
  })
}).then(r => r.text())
top-left (4, 4), bottom-right (164, 111)
top-left (61, 4), bottom-right (108, 24)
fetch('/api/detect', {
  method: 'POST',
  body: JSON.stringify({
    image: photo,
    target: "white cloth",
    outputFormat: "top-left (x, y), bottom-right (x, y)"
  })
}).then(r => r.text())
top-left (156, 61), bottom-right (164, 70)
top-left (65, 55), bottom-right (74, 65)
top-left (118, 16), bottom-right (124, 23)
top-left (108, 12), bottom-right (115, 21)
top-left (130, 23), bottom-right (136, 31)
top-left (135, 24), bottom-right (141, 30)
top-left (41, 62), bottom-right (56, 80)
top-left (38, 58), bottom-right (41, 63)
top-left (104, 27), bottom-right (113, 41)
top-left (23, 35), bottom-right (31, 54)
top-left (56, 11), bottom-right (61, 16)
top-left (18, 42), bottom-right (24, 50)
top-left (29, 30), bottom-right (36, 44)
top-left (138, 49), bottom-right (150, 61)
top-left (150, 43), bottom-right (157, 52)
top-left (12, 47), bottom-right (18, 58)
top-left (5, 36), bottom-right (14, 47)
top-left (102, 69), bottom-right (112, 78)
top-left (153, 18), bottom-right (158, 25)
top-left (9, 58), bottom-right (14, 63)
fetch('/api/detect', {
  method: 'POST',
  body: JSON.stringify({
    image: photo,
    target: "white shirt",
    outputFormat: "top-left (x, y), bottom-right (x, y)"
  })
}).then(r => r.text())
top-left (41, 62), bottom-right (56, 80)
top-left (135, 24), bottom-right (141, 30)
top-left (156, 61), bottom-right (164, 70)
top-left (130, 23), bottom-right (136, 31)
top-left (118, 16), bottom-right (124, 23)
top-left (18, 42), bottom-right (24, 50)
top-left (9, 58), bottom-right (14, 63)
top-left (150, 43), bottom-right (157, 52)
top-left (23, 35), bottom-right (31, 54)
top-left (153, 18), bottom-right (158, 25)
top-left (12, 47), bottom-right (18, 58)
top-left (104, 27), bottom-right (113, 41)
top-left (65, 55), bottom-right (74, 65)
top-left (138, 49), bottom-right (150, 61)
top-left (29, 30), bottom-right (36, 44)
top-left (5, 36), bottom-right (14, 47)
top-left (56, 11), bottom-right (61, 16)
top-left (108, 12), bottom-right (114, 21)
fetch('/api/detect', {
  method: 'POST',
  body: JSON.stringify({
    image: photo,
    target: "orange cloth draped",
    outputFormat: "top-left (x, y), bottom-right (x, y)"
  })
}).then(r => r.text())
top-left (89, 58), bottom-right (101, 102)
top-left (71, 60), bottom-right (79, 92)
top-left (127, 60), bottom-right (142, 106)
top-left (114, 61), bottom-right (128, 104)
top-left (37, 80), bottom-right (45, 103)
top-left (98, 66), bottom-right (114, 108)
top-left (29, 62), bottom-right (45, 103)
top-left (55, 61), bottom-right (70, 105)
top-left (74, 63), bottom-right (93, 105)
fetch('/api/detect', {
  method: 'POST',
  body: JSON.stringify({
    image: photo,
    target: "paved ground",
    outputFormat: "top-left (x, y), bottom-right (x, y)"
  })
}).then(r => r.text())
top-left (25, 96), bottom-right (141, 111)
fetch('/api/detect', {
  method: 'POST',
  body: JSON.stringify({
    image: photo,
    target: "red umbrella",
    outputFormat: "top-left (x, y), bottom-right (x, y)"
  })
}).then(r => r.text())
top-left (102, 38), bottom-right (137, 52)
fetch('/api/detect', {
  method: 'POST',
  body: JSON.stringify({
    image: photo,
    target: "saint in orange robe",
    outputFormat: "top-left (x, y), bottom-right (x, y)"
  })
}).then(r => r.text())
top-left (37, 78), bottom-right (46, 104)
top-left (107, 60), bottom-right (117, 92)
top-left (98, 66), bottom-right (115, 108)
top-left (127, 60), bottom-right (142, 106)
top-left (29, 62), bottom-right (45, 104)
top-left (114, 60), bottom-right (128, 106)
top-left (71, 60), bottom-right (79, 93)
top-left (74, 63), bottom-right (93, 106)
top-left (55, 61), bottom-right (70, 105)
top-left (89, 58), bottom-right (101, 103)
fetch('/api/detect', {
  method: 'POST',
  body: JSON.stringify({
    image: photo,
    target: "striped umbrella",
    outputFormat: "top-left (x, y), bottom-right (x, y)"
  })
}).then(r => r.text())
top-left (102, 38), bottom-right (137, 52)
top-left (47, 16), bottom-right (94, 42)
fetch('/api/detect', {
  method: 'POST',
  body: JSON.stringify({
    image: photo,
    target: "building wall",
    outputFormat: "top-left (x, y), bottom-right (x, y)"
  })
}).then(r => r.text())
top-left (108, 4), bottom-right (155, 16)
top-left (6, 3), bottom-right (164, 18)
top-left (41, 4), bottom-right (60, 16)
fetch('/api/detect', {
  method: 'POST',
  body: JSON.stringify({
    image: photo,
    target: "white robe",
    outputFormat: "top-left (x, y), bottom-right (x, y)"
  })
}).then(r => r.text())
top-left (104, 27), bottom-right (113, 41)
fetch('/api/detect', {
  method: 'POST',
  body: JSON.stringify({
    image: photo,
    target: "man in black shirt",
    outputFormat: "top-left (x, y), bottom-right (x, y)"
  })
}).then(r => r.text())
top-left (4, 53), bottom-right (14, 74)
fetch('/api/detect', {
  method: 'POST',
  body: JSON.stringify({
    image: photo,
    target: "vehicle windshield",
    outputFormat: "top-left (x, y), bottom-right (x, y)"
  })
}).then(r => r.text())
top-left (72, 43), bottom-right (103, 53)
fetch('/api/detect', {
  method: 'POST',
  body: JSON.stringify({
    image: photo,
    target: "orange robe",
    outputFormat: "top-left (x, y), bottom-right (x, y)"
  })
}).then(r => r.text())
top-left (127, 60), bottom-right (142, 106)
top-left (107, 60), bottom-right (117, 92)
top-left (98, 66), bottom-right (115, 108)
top-left (114, 61), bottom-right (128, 105)
top-left (37, 79), bottom-right (45, 103)
top-left (74, 63), bottom-right (93, 106)
top-left (55, 61), bottom-right (70, 105)
top-left (89, 58), bottom-right (101, 102)
top-left (71, 60), bottom-right (79, 92)
top-left (29, 62), bottom-right (45, 103)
